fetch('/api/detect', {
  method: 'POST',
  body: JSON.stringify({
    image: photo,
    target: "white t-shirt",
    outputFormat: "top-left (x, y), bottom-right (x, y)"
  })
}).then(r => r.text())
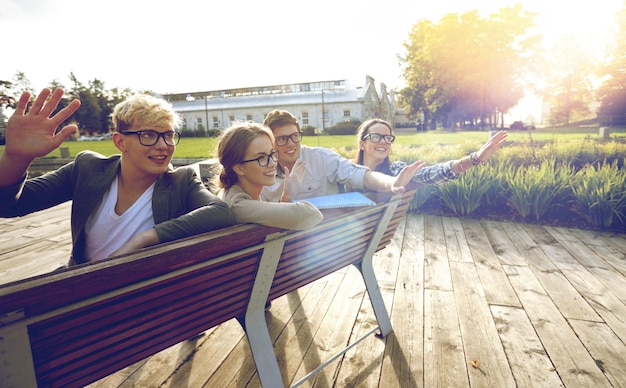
top-left (85, 177), bottom-right (156, 262)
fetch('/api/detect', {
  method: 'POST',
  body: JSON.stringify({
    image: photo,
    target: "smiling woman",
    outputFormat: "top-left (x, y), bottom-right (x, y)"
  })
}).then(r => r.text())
top-left (215, 121), bottom-right (323, 230)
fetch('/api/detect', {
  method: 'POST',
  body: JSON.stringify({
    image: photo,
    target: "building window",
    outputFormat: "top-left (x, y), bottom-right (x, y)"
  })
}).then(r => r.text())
top-left (246, 114), bottom-right (252, 121)
top-left (212, 116), bottom-right (219, 129)
top-left (229, 115), bottom-right (235, 125)
top-left (196, 117), bottom-right (203, 130)
top-left (343, 110), bottom-right (351, 119)
top-left (302, 112), bottom-right (309, 126)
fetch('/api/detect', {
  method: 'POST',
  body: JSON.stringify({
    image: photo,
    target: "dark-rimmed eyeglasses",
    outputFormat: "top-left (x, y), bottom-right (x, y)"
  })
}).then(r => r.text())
top-left (363, 133), bottom-right (395, 144)
top-left (275, 132), bottom-right (302, 146)
top-left (240, 150), bottom-right (278, 167)
top-left (120, 130), bottom-right (181, 146)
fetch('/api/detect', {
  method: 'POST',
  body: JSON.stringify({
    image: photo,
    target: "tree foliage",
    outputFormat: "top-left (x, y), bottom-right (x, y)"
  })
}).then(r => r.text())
top-left (0, 72), bottom-right (136, 136)
top-left (399, 5), bottom-right (539, 129)
top-left (543, 34), bottom-right (595, 125)
top-left (597, 2), bottom-right (626, 124)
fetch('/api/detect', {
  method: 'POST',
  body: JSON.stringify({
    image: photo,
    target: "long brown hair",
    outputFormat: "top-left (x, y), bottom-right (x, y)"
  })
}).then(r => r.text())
top-left (354, 118), bottom-right (394, 175)
top-left (217, 121), bottom-right (274, 189)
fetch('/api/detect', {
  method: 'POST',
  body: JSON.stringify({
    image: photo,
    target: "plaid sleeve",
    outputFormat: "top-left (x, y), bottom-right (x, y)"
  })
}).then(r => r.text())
top-left (411, 160), bottom-right (459, 185)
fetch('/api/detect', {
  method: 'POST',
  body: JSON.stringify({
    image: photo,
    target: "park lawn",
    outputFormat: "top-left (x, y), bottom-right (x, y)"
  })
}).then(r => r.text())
top-left (2, 126), bottom-right (624, 159)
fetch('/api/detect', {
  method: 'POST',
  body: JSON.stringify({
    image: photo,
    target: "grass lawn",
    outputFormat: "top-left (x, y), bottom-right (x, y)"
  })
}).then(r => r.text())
top-left (2, 126), bottom-right (625, 160)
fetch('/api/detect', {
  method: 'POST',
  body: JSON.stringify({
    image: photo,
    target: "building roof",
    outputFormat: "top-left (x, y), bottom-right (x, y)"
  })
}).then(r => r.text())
top-left (171, 88), bottom-right (368, 112)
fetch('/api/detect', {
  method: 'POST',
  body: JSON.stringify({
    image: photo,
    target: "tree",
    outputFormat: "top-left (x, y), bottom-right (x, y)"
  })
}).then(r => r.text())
top-left (399, 5), bottom-right (538, 129)
top-left (597, 1), bottom-right (626, 125)
top-left (0, 81), bottom-right (16, 110)
top-left (68, 72), bottom-right (103, 134)
top-left (543, 34), bottom-right (595, 125)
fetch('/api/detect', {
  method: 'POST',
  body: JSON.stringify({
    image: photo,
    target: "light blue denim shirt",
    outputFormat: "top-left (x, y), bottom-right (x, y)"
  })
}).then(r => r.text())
top-left (261, 145), bottom-right (369, 202)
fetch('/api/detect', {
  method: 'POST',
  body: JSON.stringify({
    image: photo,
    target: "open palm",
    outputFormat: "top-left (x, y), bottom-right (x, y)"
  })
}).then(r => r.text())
top-left (6, 88), bottom-right (80, 160)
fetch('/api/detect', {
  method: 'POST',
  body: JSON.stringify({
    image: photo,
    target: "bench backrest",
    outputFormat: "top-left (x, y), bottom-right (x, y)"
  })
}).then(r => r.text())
top-left (0, 184), bottom-right (417, 387)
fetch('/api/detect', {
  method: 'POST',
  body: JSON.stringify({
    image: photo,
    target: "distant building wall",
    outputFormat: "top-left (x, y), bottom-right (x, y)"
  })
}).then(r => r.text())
top-left (165, 75), bottom-right (398, 132)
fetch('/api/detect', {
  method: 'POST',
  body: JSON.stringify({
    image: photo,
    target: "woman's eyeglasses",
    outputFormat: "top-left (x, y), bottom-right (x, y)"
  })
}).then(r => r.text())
top-left (275, 132), bottom-right (302, 146)
top-left (120, 130), bottom-right (181, 146)
top-left (240, 150), bottom-right (278, 167)
top-left (363, 133), bottom-right (395, 144)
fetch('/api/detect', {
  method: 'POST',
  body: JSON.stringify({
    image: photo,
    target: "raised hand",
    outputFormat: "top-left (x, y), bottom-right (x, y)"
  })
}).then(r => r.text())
top-left (391, 160), bottom-right (427, 194)
top-left (281, 159), bottom-right (306, 202)
top-left (5, 88), bottom-right (81, 161)
top-left (475, 130), bottom-right (507, 162)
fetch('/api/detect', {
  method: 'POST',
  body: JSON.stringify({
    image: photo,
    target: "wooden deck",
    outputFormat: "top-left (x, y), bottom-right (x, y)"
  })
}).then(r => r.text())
top-left (2, 202), bottom-right (626, 387)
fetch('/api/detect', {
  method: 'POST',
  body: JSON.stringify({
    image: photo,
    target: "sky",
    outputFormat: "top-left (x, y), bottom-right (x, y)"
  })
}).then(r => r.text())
top-left (1, 0), bottom-right (623, 99)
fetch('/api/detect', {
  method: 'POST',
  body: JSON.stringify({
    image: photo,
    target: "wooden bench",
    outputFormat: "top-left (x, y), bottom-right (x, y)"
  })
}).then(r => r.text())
top-left (0, 184), bottom-right (417, 388)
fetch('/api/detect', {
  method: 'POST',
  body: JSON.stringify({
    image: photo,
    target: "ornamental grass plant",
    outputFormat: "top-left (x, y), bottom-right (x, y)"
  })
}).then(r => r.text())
top-left (391, 136), bottom-right (626, 232)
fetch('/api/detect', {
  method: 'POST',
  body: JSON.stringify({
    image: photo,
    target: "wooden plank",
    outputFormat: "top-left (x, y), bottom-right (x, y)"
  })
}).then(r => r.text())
top-left (379, 214), bottom-right (425, 387)
top-left (545, 227), bottom-right (612, 270)
top-left (424, 289), bottom-right (469, 387)
top-left (502, 265), bottom-right (611, 387)
top-left (450, 261), bottom-right (516, 387)
top-left (460, 218), bottom-right (520, 307)
top-left (585, 239), bottom-right (626, 277)
top-left (568, 319), bottom-right (626, 387)
top-left (490, 305), bottom-right (563, 387)
top-left (423, 215), bottom-right (452, 291)
top-left (481, 220), bottom-right (527, 266)
top-left (334, 217), bottom-right (407, 386)
top-left (560, 268), bottom-right (626, 344)
top-left (441, 216), bottom-right (473, 263)
top-left (289, 267), bottom-right (365, 386)
top-left (512, 223), bottom-right (602, 321)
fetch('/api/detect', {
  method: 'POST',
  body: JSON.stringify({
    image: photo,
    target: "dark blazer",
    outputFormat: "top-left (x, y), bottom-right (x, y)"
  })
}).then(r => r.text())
top-left (0, 151), bottom-right (235, 264)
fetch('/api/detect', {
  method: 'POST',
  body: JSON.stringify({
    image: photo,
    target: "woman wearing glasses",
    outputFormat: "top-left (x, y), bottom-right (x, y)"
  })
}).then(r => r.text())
top-left (216, 121), bottom-right (322, 230)
top-left (260, 110), bottom-right (425, 202)
top-left (0, 89), bottom-right (235, 265)
top-left (355, 119), bottom-right (507, 184)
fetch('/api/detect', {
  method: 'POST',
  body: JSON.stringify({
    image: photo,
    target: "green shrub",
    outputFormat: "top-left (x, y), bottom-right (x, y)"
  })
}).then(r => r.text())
top-left (327, 119), bottom-right (361, 135)
top-left (301, 125), bottom-right (317, 136)
top-left (504, 159), bottom-right (573, 221)
top-left (436, 167), bottom-right (493, 216)
top-left (570, 160), bottom-right (626, 228)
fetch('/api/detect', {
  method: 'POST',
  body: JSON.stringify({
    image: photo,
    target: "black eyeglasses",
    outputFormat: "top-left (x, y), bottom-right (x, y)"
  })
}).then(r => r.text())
top-left (240, 150), bottom-right (278, 167)
top-left (275, 132), bottom-right (302, 146)
top-left (363, 133), bottom-right (395, 144)
top-left (120, 130), bottom-right (181, 146)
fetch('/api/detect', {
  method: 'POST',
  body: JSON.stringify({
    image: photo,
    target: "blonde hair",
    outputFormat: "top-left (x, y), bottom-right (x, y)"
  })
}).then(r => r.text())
top-left (112, 94), bottom-right (181, 132)
top-left (217, 121), bottom-right (275, 189)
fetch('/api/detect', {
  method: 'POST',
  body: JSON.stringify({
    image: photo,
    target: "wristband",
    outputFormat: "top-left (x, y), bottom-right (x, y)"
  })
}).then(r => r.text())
top-left (470, 152), bottom-right (482, 166)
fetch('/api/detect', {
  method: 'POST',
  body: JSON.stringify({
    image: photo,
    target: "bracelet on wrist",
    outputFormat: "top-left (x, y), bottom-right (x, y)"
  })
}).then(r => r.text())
top-left (470, 152), bottom-right (483, 166)
top-left (458, 158), bottom-right (467, 173)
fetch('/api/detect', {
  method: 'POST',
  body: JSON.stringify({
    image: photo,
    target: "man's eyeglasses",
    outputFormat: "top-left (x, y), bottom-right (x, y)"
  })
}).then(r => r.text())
top-left (363, 133), bottom-right (395, 144)
top-left (120, 130), bottom-right (181, 146)
top-left (240, 150), bottom-right (278, 167)
top-left (275, 132), bottom-right (302, 146)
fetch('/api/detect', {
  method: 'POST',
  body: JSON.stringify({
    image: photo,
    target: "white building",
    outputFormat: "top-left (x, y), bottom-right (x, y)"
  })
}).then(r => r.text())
top-left (164, 75), bottom-right (399, 132)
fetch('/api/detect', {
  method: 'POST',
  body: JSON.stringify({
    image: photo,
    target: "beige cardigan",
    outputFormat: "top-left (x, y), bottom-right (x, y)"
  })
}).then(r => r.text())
top-left (218, 185), bottom-right (323, 230)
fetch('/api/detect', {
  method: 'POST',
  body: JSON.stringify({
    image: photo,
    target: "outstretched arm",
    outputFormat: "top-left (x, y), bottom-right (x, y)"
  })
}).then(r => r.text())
top-left (364, 160), bottom-right (427, 194)
top-left (450, 130), bottom-right (507, 174)
top-left (0, 88), bottom-right (81, 186)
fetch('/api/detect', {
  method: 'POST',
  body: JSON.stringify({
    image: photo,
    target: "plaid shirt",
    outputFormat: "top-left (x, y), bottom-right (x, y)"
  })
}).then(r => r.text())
top-left (389, 160), bottom-right (459, 185)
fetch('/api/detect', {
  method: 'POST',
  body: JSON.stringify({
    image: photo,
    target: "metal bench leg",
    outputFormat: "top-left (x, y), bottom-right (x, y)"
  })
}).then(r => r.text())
top-left (356, 259), bottom-right (393, 337)
top-left (243, 237), bottom-right (285, 388)
top-left (0, 317), bottom-right (38, 387)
